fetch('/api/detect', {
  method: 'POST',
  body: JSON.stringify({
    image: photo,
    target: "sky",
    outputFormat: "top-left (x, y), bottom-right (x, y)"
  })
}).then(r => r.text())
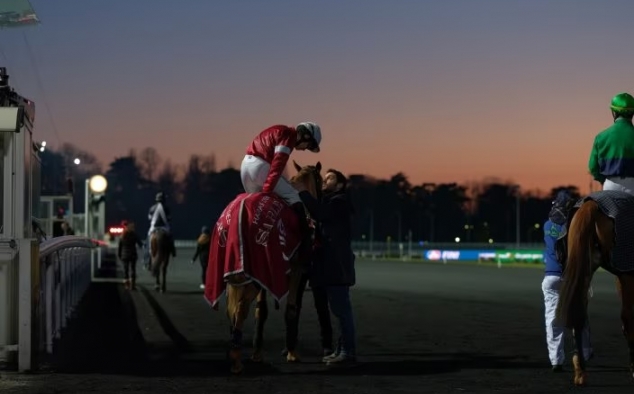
top-left (2, 0), bottom-right (634, 194)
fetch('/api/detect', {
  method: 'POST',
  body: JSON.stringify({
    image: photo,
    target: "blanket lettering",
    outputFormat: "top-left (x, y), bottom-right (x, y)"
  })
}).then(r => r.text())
top-left (204, 192), bottom-right (301, 308)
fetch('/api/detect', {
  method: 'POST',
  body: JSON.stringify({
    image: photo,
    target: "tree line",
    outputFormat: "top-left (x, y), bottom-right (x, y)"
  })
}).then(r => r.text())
top-left (39, 144), bottom-right (582, 242)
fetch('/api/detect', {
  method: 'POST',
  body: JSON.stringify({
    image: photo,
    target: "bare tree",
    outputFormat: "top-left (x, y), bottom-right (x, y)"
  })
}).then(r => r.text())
top-left (138, 147), bottom-right (162, 182)
top-left (200, 153), bottom-right (217, 174)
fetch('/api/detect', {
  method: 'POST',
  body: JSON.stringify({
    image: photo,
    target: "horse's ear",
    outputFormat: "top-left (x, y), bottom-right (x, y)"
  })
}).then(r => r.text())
top-left (292, 160), bottom-right (302, 172)
top-left (316, 161), bottom-right (322, 172)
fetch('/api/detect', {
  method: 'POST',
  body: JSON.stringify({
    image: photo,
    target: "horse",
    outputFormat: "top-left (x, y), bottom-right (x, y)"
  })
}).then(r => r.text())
top-left (556, 190), bottom-right (634, 386)
top-left (204, 160), bottom-right (322, 374)
top-left (150, 228), bottom-right (176, 293)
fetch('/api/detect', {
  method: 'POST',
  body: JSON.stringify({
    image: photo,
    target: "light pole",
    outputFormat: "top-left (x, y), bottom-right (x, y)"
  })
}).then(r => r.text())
top-left (84, 175), bottom-right (108, 239)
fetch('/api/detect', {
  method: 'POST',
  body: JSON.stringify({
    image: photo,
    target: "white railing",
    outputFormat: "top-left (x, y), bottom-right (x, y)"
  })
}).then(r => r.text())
top-left (37, 236), bottom-right (98, 357)
top-left (1, 236), bottom-right (99, 372)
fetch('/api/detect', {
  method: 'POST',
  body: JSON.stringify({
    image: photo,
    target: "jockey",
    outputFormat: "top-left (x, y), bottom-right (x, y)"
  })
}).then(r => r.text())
top-left (143, 192), bottom-right (172, 266)
top-left (241, 122), bottom-right (322, 255)
top-left (148, 191), bottom-right (172, 235)
top-left (588, 92), bottom-right (634, 195)
top-left (542, 190), bottom-right (593, 372)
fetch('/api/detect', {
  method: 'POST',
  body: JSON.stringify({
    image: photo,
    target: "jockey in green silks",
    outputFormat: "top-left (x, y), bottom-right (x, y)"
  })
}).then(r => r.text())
top-left (588, 92), bottom-right (634, 195)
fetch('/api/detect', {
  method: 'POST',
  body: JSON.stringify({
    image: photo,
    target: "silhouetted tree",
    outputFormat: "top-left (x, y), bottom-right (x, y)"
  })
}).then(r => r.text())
top-left (38, 145), bottom-right (586, 243)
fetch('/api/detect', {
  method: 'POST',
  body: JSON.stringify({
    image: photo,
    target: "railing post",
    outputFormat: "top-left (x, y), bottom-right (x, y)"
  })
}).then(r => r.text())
top-left (18, 238), bottom-right (37, 372)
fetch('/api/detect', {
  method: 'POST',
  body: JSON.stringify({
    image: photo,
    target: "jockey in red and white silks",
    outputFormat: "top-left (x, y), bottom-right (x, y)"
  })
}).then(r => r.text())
top-left (240, 122), bottom-right (321, 203)
top-left (240, 122), bottom-right (322, 255)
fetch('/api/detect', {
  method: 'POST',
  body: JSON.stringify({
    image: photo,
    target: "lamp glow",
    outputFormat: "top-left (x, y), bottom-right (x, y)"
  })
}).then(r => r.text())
top-left (89, 175), bottom-right (108, 193)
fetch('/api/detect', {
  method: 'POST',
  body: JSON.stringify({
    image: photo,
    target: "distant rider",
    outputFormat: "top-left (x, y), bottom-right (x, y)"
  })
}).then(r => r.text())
top-left (542, 190), bottom-right (593, 372)
top-left (144, 191), bottom-right (173, 267)
top-left (241, 122), bottom-right (322, 255)
top-left (588, 92), bottom-right (634, 194)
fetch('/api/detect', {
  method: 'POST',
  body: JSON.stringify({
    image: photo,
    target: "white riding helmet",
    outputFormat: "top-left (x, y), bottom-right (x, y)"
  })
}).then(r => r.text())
top-left (297, 121), bottom-right (321, 153)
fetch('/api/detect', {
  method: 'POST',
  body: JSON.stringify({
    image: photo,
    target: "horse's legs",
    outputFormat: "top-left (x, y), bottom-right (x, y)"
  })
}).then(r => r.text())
top-left (572, 324), bottom-right (587, 386)
top-left (616, 274), bottom-right (634, 379)
top-left (285, 272), bottom-right (308, 362)
top-left (160, 260), bottom-right (168, 293)
top-left (252, 289), bottom-right (268, 362)
top-left (153, 260), bottom-right (161, 292)
top-left (227, 284), bottom-right (259, 374)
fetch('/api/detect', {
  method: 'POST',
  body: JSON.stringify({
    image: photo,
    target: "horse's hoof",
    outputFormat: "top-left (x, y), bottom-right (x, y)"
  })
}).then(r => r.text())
top-left (286, 351), bottom-right (301, 363)
top-left (230, 362), bottom-right (244, 374)
top-left (574, 373), bottom-right (587, 386)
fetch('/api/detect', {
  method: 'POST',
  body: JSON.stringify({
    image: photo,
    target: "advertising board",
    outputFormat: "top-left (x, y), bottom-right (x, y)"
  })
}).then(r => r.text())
top-left (423, 249), bottom-right (544, 263)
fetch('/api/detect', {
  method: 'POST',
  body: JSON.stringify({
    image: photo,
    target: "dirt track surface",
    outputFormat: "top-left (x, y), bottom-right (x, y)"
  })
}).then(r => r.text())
top-left (2, 252), bottom-right (633, 394)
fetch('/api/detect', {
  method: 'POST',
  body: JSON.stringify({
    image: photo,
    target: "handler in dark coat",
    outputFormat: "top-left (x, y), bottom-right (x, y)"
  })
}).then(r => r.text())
top-left (118, 221), bottom-right (143, 290)
top-left (293, 168), bottom-right (357, 365)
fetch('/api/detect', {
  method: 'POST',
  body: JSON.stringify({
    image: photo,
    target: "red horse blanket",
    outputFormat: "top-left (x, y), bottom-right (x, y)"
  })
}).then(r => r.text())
top-left (204, 192), bottom-right (302, 308)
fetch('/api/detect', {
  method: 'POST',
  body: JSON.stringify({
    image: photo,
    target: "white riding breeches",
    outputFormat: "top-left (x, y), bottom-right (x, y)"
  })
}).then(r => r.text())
top-left (240, 154), bottom-right (301, 205)
top-left (603, 177), bottom-right (634, 196)
top-left (542, 275), bottom-right (593, 366)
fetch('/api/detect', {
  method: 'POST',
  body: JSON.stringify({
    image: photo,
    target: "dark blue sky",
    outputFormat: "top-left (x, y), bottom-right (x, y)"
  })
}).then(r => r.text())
top-left (2, 0), bottom-right (634, 191)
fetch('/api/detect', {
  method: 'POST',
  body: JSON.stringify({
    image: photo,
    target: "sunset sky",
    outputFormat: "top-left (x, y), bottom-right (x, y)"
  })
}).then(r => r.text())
top-left (2, 0), bottom-right (633, 194)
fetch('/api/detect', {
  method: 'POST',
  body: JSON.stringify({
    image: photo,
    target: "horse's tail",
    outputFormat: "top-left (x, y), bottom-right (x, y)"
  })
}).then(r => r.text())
top-left (556, 200), bottom-right (598, 329)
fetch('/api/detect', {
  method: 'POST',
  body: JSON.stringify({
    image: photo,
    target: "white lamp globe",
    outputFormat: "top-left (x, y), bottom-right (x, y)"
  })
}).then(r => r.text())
top-left (89, 175), bottom-right (108, 193)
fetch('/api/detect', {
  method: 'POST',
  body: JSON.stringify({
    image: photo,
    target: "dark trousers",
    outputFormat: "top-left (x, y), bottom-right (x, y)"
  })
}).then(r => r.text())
top-left (327, 285), bottom-right (356, 356)
top-left (286, 274), bottom-right (333, 352)
top-left (123, 259), bottom-right (137, 281)
top-left (199, 257), bottom-right (208, 284)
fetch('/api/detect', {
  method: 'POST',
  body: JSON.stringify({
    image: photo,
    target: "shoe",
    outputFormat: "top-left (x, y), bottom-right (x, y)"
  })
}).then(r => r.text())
top-left (326, 353), bottom-right (356, 366)
top-left (552, 364), bottom-right (563, 372)
top-left (281, 348), bottom-right (289, 357)
top-left (322, 348), bottom-right (333, 357)
top-left (322, 348), bottom-right (342, 362)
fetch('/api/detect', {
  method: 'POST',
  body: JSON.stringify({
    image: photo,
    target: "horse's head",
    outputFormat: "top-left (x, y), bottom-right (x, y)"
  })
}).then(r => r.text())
top-left (290, 160), bottom-right (323, 200)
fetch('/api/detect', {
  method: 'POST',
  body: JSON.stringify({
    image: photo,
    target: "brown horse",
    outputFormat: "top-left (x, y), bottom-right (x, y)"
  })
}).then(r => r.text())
top-left (207, 160), bottom-right (322, 374)
top-left (556, 194), bottom-right (634, 386)
top-left (150, 228), bottom-right (176, 293)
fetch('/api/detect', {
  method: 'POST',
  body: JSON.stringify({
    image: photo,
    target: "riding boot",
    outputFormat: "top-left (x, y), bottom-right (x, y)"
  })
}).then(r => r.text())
top-left (291, 202), bottom-right (312, 259)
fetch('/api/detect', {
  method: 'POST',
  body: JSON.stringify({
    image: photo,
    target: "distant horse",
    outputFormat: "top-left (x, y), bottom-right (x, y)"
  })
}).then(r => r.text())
top-left (150, 228), bottom-right (176, 293)
top-left (556, 190), bottom-right (634, 386)
top-left (205, 160), bottom-right (322, 374)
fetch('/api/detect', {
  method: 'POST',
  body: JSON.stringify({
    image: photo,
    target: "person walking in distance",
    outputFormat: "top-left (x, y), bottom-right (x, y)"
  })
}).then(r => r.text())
top-left (589, 92), bottom-right (634, 194)
top-left (144, 191), bottom-right (173, 269)
top-left (191, 226), bottom-right (211, 290)
top-left (118, 221), bottom-right (143, 290)
top-left (293, 168), bottom-right (357, 365)
top-left (541, 191), bottom-right (593, 372)
top-left (241, 122), bottom-right (322, 256)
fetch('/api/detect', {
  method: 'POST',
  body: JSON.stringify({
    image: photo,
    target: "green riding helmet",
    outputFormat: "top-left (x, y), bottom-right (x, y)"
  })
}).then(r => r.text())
top-left (610, 92), bottom-right (634, 115)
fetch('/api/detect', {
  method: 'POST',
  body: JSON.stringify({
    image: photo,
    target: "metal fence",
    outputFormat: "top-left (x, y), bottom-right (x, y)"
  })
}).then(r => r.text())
top-left (0, 236), bottom-right (99, 371)
top-left (37, 237), bottom-right (97, 357)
